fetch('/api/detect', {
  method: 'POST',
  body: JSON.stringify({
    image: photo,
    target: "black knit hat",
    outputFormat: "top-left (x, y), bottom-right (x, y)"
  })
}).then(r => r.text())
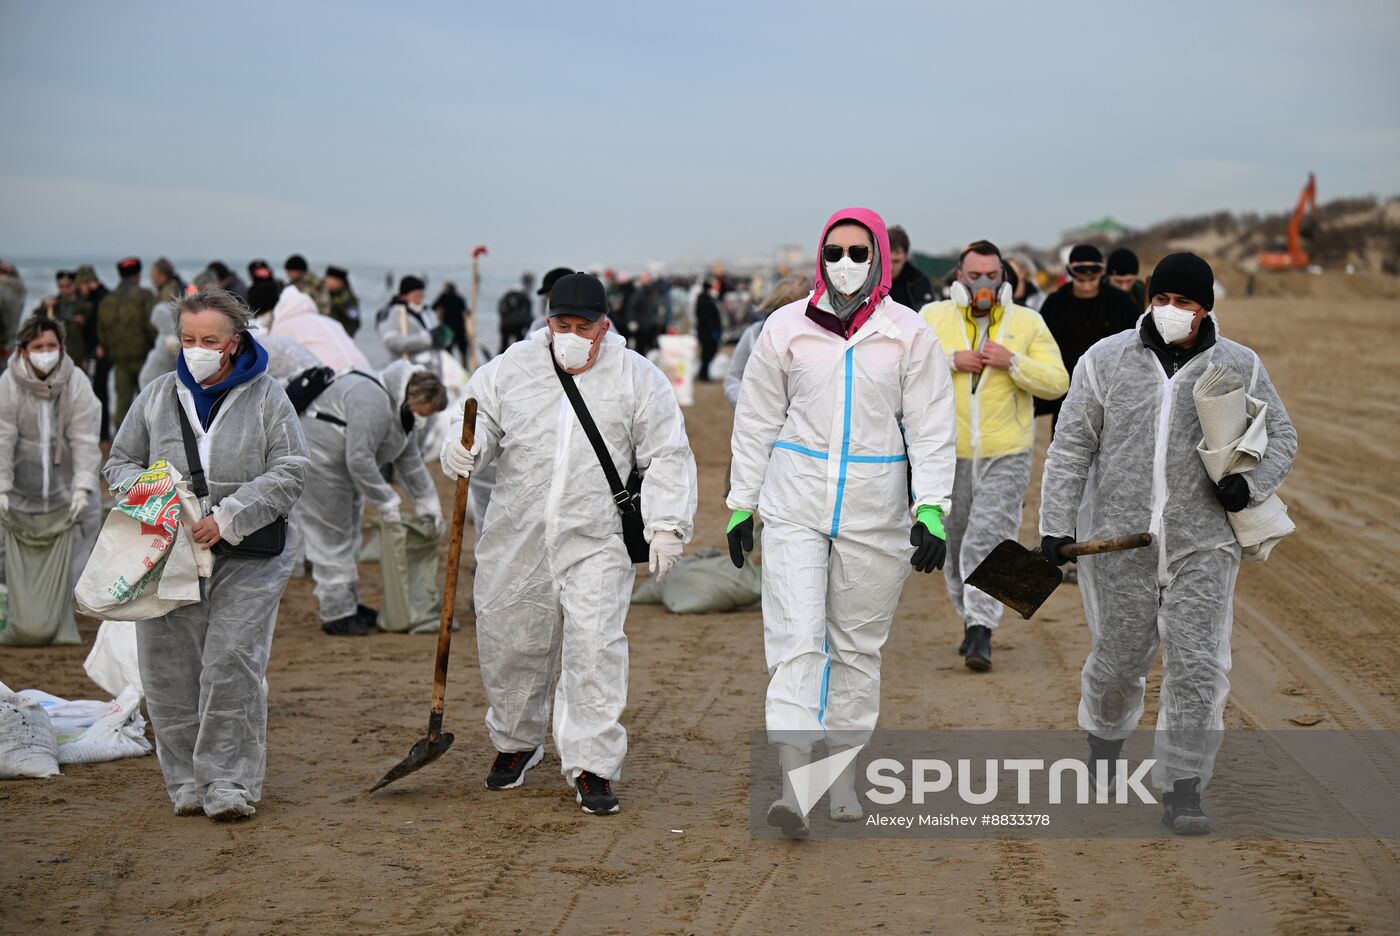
top-left (284, 254), bottom-right (308, 273)
top-left (1106, 247), bottom-right (1139, 276)
top-left (325, 265), bottom-right (349, 281)
top-left (1148, 252), bottom-right (1214, 311)
top-left (398, 275), bottom-right (426, 296)
top-left (1068, 244), bottom-right (1103, 265)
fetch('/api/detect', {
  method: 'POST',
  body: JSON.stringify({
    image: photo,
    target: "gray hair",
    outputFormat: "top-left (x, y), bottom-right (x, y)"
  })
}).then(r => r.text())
top-left (405, 370), bottom-right (448, 411)
top-left (174, 286), bottom-right (250, 336)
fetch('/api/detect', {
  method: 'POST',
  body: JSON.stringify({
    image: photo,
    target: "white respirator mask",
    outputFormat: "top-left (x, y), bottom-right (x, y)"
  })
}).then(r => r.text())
top-left (552, 330), bottom-right (596, 370)
top-left (824, 257), bottom-right (871, 296)
top-left (183, 345), bottom-right (228, 383)
top-left (1151, 303), bottom-right (1197, 344)
top-left (28, 350), bottom-right (62, 374)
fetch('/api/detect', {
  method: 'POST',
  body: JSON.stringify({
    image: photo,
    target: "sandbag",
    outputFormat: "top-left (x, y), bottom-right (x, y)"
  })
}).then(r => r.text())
top-left (75, 459), bottom-right (213, 621)
top-left (0, 506), bottom-right (79, 646)
top-left (83, 620), bottom-right (143, 697)
top-left (16, 686), bottom-right (151, 765)
top-left (378, 515), bottom-right (442, 633)
top-left (632, 548), bottom-right (762, 615)
top-left (0, 684), bottom-right (61, 779)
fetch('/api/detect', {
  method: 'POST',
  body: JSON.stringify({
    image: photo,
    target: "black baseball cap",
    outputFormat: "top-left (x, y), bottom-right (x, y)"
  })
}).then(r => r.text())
top-left (546, 272), bottom-right (607, 321)
top-left (538, 266), bottom-right (574, 296)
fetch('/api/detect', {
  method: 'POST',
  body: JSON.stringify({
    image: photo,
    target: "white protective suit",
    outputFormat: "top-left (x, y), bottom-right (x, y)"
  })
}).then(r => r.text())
top-left (378, 301), bottom-right (442, 377)
top-left (1040, 315), bottom-right (1296, 791)
top-left (451, 327), bottom-right (696, 782)
top-left (296, 361), bottom-right (439, 623)
top-left (137, 301), bottom-right (180, 388)
top-left (0, 354), bottom-right (102, 590)
top-left (104, 346), bottom-right (308, 812)
top-left (728, 208), bottom-right (956, 751)
top-left (262, 285), bottom-right (370, 374)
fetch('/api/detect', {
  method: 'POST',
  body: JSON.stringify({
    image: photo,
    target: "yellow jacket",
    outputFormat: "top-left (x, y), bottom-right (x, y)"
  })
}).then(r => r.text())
top-left (921, 300), bottom-right (1068, 459)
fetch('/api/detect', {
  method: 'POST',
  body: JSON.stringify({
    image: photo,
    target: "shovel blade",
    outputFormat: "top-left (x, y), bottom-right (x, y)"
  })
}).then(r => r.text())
top-left (964, 540), bottom-right (1063, 620)
top-left (369, 732), bottom-right (455, 793)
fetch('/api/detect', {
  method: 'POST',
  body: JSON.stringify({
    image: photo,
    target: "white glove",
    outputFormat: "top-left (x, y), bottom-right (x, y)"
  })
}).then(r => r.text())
top-left (648, 531), bottom-right (685, 580)
top-left (0, 493), bottom-right (9, 514)
top-left (440, 430), bottom-right (477, 480)
top-left (381, 507), bottom-right (402, 524)
top-left (68, 489), bottom-right (90, 521)
top-left (416, 500), bottom-right (444, 535)
top-left (163, 334), bottom-right (181, 354)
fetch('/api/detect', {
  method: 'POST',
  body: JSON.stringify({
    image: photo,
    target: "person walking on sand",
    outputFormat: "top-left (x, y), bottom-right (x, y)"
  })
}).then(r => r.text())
top-left (1039, 253), bottom-right (1297, 835)
top-left (728, 207), bottom-right (956, 834)
top-left (921, 240), bottom-right (1067, 670)
top-left (440, 272), bottom-right (697, 816)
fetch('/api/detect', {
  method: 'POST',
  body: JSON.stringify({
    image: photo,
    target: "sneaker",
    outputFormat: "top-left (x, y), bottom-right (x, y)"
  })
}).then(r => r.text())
top-left (957, 627), bottom-right (972, 656)
top-left (1086, 733), bottom-right (1124, 797)
top-left (963, 626), bottom-right (992, 671)
top-left (322, 613), bottom-right (369, 637)
top-left (1161, 777), bottom-right (1211, 835)
top-left (485, 746), bottom-right (544, 790)
top-left (575, 771), bottom-right (620, 815)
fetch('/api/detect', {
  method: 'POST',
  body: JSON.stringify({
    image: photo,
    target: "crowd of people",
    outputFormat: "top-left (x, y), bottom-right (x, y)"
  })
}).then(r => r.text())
top-left (0, 209), bottom-right (1295, 833)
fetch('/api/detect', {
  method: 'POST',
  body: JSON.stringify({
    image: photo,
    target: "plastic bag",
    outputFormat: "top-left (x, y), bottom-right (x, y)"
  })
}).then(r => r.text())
top-left (378, 515), bottom-right (442, 633)
top-left (83, 620), bottom-right (143, 697)
top-left (0, 685), bottom-right (60, 779)
top-left (75, 459), bottom-right (212, 621)
top-left (16, 687), bottom-right (151, 765)
top-left (0, 506), bottom-right (78, 646)
top-left (657, 334), bottom-right (699, 407)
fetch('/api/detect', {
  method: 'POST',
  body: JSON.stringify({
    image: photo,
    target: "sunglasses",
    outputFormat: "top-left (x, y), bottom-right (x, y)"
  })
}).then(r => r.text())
top-left (1069, 263), bottom-right (1104, 277)
top-left (823, 244), bottom-right (872, 264)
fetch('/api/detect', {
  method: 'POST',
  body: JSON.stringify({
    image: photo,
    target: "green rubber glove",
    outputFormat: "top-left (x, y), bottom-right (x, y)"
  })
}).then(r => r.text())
top-left (726, 510), bottom-right (753, 533)
top-left (727, 510), bottom-right (755, 569)
top-left (915, 504), bottom-right (945, 539)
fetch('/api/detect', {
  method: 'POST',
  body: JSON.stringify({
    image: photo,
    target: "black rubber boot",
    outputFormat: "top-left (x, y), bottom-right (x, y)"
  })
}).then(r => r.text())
top-left (1161, 777), bottom-right (1211, 835)
top-left (963, 626), bottom-right (992, 671)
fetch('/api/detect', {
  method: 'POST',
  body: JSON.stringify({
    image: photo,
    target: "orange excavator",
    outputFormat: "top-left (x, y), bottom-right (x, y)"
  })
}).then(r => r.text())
top-left (1258, 173), bottom-right (1317, 270)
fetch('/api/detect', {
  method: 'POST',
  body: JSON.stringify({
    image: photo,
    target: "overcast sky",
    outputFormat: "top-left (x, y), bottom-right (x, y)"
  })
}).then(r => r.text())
top-left (3, 0), bottom-right (1398, 270)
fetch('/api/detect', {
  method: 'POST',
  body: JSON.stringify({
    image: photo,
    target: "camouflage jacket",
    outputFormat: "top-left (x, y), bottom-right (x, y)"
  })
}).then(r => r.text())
top-left (294, 271), bottom-right (331, 316)
top-left (327, 285), bottom-right (361, 337)
top-left (98, 279), bottom-right (158, 361)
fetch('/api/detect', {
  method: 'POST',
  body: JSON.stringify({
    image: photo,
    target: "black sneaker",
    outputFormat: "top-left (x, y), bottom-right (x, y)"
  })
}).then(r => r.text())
top-left (957, 627), bottom-right (971, 656)
top-left (1161, 777), bottom-right (1211, 835)
top-left (485, 746), bottom-right (543, 790)
top-left (575, 771), bottom-right (619, 815)
top-left (357, 604), bottom-right (379, 628)
top-left (1087, 733), bottom-right (1124, 797)
top-left (322, 613), bottom-right (369, 637)
top-left (964, 626), bottom-right (992, 671)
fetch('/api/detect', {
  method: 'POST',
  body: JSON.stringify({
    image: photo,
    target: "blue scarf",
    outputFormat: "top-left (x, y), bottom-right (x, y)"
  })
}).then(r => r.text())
top-left (176, 334), bottom-right (269, 428)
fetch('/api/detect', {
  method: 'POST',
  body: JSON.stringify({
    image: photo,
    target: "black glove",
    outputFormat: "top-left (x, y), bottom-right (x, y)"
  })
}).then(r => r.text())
top-left (1215, 474), bottom-right (1250, 513)
top-left (1039, 535), bottom-right (1077, 566)
top-left (727, 514), bottom-right (755, 569)
top-left (430, 323), bottom-right (456, 350)
top-left (909, 523), bottom-right (947, 573)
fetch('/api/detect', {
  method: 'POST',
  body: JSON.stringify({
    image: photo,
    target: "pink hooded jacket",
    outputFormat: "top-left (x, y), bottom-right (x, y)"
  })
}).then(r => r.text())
top-left (808, 207), bottom-right (893, 338)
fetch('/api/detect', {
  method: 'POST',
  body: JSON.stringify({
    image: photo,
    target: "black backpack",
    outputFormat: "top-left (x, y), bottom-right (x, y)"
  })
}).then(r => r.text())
top-left (498, 290), bottom-right (533, 331)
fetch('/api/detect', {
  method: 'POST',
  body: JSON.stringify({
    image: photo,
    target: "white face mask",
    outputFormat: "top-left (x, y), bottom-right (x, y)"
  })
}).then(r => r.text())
top-left (552, 330), bottom-right (596, 370)
top-left (1152, 303), bottom-right (1197, 344)
top-left (824, 257), bottom-right (871, 296)
top-left (28, 350), bottom-right (62, 374)
top-left (183, 345), bottom-right (228, 383)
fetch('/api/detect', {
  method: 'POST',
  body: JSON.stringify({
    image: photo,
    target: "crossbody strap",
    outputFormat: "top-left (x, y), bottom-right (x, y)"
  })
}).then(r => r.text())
top-left (552, 358), bottom-right (636, 515)
top-left (174, 389), bottom-right (209, 501)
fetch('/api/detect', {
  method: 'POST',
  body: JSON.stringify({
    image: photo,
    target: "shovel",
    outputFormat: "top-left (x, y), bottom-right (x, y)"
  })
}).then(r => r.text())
top-left (370, 399), bottom-right (478, 793)
top-left (964, 533), bottom-right (1153, 620)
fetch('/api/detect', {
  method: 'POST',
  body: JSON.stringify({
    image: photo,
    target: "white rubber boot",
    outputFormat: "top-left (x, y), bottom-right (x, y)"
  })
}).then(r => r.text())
top-left (827, 745), bottom-right (864, 822)
top-left (766, 744), bottom-right (810, 837)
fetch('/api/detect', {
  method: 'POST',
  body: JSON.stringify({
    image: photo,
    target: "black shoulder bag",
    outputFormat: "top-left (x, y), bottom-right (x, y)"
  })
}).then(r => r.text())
top-left (553, 360), bottom-right (649, 563)
top-left (175, 388), bottom-right (288, 560)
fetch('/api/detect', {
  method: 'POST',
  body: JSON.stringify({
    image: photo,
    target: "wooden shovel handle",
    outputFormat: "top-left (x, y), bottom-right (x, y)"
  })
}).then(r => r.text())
top-left (1060, 532), bottom-right (1153, 559)
top-left (429, 399), bottom-right (477, 731)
